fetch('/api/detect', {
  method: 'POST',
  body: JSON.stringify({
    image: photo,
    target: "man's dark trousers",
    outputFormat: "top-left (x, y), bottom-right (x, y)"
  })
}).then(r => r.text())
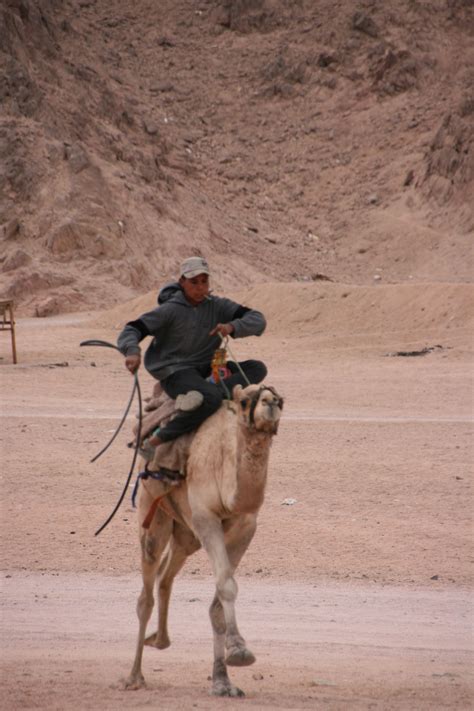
top-left (158, 359), bottom-right (267, 442)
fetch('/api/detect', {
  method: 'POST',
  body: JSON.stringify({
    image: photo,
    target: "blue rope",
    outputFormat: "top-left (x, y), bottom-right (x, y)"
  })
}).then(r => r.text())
top-left (131, 471), bottom-right (146, 508)
top-left (131, 469), bottom-right (174, 508)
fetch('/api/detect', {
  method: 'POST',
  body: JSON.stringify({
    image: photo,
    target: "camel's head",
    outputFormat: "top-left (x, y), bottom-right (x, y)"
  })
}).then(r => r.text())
top-left (233, 384), bottom-right (284, 435)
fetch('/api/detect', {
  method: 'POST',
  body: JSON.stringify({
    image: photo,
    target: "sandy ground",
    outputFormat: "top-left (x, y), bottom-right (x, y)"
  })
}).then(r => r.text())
top-left (2, 575), bottom-right (471, 711)
top-left (1, 300), bottom-right (473, 709)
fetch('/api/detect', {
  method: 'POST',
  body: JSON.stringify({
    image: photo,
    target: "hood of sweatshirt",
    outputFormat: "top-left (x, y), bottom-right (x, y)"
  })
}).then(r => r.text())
top-left (157, 281), bottom-right (182, 305)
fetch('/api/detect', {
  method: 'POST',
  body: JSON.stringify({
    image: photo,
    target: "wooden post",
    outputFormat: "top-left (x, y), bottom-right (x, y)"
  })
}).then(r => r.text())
top-left (0, 300), bottom-right (18, 364)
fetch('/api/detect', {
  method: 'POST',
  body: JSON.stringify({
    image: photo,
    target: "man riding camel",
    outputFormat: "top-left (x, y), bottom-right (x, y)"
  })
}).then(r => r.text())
top-left (117, 256), bottom-right (267, 453)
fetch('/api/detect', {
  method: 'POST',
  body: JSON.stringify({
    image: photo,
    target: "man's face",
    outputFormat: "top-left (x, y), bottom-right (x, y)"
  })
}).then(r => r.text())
top-left (180, 273), bottom-right (210, 305)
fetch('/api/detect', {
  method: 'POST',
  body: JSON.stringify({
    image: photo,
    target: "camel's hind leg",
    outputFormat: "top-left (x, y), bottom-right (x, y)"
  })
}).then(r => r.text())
top-left (145, 523), bottom-right (200, 650)
top-left (194, 513), bottom-right (257, 697)
top-left (125, 507), bottom-right (173, 690)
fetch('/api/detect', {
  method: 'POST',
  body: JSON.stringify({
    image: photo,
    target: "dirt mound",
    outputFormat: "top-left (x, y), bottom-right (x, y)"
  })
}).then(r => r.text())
top-left (243, 282), bottom-right (474, 337)
top-left (1, 0), bottom-right (473, 315)
top-left (90, 281), bottom-right (474, 341)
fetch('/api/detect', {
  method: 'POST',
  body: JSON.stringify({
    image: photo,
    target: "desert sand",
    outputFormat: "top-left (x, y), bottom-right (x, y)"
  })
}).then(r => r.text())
top-left (1, 281), bottom-right (473, 709)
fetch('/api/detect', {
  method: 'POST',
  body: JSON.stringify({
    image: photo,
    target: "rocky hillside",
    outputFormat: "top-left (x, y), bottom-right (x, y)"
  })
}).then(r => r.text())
top-left (1, 0), bottom-right (473, 315)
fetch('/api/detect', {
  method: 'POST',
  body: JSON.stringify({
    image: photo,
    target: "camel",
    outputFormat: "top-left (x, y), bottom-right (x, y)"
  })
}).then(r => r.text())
top-left (125, 382), bottom-right (284, 697)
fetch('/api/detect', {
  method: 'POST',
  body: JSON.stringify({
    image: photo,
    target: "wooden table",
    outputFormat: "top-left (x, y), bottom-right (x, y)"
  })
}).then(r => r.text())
top-left (0, 299), bottom-right (17, 364)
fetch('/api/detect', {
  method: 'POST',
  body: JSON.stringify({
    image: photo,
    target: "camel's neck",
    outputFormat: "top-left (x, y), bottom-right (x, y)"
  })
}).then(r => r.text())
top-left (233, 424), bottom-right (272, 513)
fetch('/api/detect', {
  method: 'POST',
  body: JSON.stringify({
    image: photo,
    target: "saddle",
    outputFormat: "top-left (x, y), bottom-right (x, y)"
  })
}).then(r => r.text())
top-left (132, 382), bottom-right (194, 475)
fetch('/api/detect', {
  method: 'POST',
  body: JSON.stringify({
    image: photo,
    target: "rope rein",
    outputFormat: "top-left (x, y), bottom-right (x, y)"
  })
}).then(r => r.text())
top-left (212, 335), bottom-right (251, 398)
top-left (80, 339), bottom-right (143, 536)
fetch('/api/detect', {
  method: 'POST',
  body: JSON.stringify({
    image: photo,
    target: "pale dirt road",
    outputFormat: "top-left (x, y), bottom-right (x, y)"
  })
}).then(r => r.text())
top-left (1, 574), bottom-right (471, 711)
top-left (1, 305), bottom-right (473, 709)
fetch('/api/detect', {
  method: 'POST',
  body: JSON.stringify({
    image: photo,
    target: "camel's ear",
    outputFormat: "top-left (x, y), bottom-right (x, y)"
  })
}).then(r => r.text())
top-left (233, 384), bottom-right (243, 403)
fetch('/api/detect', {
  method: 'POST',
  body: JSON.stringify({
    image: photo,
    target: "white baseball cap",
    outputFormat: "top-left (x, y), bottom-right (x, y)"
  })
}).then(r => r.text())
top-left (179, 256), bottom-right (210, 279)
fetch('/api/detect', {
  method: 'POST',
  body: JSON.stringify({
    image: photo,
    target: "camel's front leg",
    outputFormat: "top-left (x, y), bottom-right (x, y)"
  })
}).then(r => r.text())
top-left (210, 515), bottom-right (258, 696)
top-left (209, 595), bottom-right (244, 698)
top-left (192, 512), bottom-right (256, 697)
top-left (125, 510), bottom-right (172, 690)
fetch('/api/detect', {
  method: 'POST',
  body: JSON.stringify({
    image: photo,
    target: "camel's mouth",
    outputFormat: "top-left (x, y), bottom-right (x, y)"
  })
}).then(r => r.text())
top-left (261, 402), bottom-right (281, 423)
top-left (260, 416), bottom-right (281, 435)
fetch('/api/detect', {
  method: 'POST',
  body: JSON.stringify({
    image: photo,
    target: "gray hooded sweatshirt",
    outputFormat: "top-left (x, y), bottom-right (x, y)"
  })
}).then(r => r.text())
top-left (117, 283), bottom-right (266, 381)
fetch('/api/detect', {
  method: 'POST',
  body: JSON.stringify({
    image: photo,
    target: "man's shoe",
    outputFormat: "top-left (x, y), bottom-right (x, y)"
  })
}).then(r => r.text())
top-left (175, 390), bottom-right (204, 412)
top-left (138, 440), bottom-right (156, 461)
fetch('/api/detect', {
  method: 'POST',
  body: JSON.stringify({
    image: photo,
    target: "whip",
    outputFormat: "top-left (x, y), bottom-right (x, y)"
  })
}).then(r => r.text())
top-left (80, 339), bottom-right (143, 536)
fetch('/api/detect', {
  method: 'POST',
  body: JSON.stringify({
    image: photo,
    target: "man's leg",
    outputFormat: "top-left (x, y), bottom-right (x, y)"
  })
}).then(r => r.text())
top-left (222, 360), bottom-right (267, 392)
top-left (157, 369), bottom-right (223, 443)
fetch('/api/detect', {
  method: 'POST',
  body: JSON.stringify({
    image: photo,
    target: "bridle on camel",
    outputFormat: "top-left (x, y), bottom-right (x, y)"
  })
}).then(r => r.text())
top-left (80, 339), bottom-right (143, 536)
top-left (248, 385), bottom-right (284, 430)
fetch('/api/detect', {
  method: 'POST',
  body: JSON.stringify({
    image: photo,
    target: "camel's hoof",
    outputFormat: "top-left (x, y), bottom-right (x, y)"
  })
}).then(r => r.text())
top-left (225, 648), bottom-right (256, 667)
top-left (144, 632), bottom-right (171, 650)
top-left (122, 675), bottom-right (146, 691)
top-left (211, 682), bottom-right (245, 697)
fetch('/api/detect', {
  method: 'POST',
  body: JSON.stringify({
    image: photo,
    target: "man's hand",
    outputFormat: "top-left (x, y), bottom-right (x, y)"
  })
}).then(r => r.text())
top-left (125, 354), bottom-right (141, 373)
top-left (210, 323), bottom-right (234, 338)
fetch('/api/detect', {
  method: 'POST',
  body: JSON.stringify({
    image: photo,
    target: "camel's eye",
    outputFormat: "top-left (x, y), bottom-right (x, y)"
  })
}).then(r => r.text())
top-left (240, 398), bottom-right (248, 408)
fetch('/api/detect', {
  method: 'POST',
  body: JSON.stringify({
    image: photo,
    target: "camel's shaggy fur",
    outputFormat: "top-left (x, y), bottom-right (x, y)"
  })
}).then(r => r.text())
top-left (125, 383), bottom-right (284, 697)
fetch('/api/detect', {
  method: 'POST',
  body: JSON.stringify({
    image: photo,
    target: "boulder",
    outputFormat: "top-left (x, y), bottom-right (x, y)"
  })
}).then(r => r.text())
top-left (2, 249), bottom-right (31, 272)
top-left (352, 11), bottom-right (379, 38)
top-left (2, 218), bottom-right (21, 240)
top-left (46, 221), bottom-right (83, 255)
top-left (64, 143), bottom-right (90, 173)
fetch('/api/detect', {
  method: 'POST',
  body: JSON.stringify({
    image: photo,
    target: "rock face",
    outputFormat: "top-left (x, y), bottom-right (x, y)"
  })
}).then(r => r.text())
top-left (422, 108), bottom-right (474, 230)
top-left (369, 46), bottom-right (419, 95)
top-left (0, 0), bottom-right (473, 315)
top-left (424, 111), bottom-right (474, 191)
